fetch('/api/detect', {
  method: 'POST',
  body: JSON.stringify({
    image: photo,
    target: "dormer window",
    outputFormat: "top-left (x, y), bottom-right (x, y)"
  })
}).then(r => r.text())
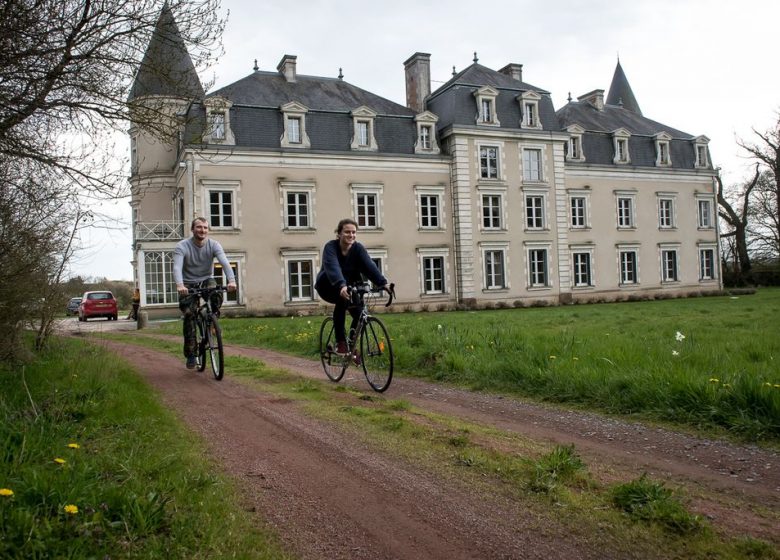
top-left (414, 111), bottom-right (440, 154)
top-left (474, 86), bottom-right (500, 126)
top-left (654, 132), bottom-right (672, 167)
top-left (519, 91), bottom-right (542, 129)
top-left (350, 106), bottom-right (378, 151)
top-left (694, 135), bottom-right (710, 168)
top-left (280, 101), bottom-right (311, 149)
top-left (203, 96), bottom-right (235, 145)
top-left (565, 124), bottom-right (586, 162)
top-left (612, 128), bottom-right (631, 164)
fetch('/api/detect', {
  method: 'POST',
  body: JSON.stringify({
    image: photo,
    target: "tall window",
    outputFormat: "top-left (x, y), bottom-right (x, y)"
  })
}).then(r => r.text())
top-left (698, 199), bottom-right (713, 228)
top-left (617, 196), bottom-right (634, 228)
top-left (619, 250), bottom-right (638, 285)
top-left (474, 87), bottom-right (499, 126)
top-left (210, 112), bottom-right (226, 140)
top-left (144, 251), bottom-right (177, 304)
top-left (484, 249), bottom-right (506, 289)
top-left (570, 196), bottom-right (586, 228)
top-left (288, 117), bottom-right (301, 144)
top-left (209, 191), bottom-right (233, 228)
top-left (480, 99), bottom-right (493, 123)
top-left (130, 135), bottom-right (138, 173)
top-left (523, 102), bottom-right (537, 127)
top-left (699, 248), bottom-right (716, 280)
top-left (357, 121), bottom-right (369, 146)
top-left (287, 260), bottom-right (313, 301)
top-left (661, 249), bottom-right (678, 282)
top-left (480, 146), bottom-right (499, 179)
top-left (482, 194), bottom-right (502, 229)
top-left (526, 195), bottom-right (544, 229)
top-left (658, 198), bottom-right (675, 229)
top-left (419, 125), bottom-right (431, 150)
top-left (615, 138), bottom-right (629, 163)
top-left (657, 141), bottom-right (670, 165)
top-left (356, 193), bottom-right (377, 228)
top-left (572, 252), bottom-right (592, 287)
top-left (286, 192), bottom-right (309, 228)
top-left (528, 248), bottom-right (548, 287)
top-left (568, 136), bottom-right (581, 160)
top-left (423, 256), bottom-right (445, 294)
top-left (419, 194), bottom-right (439, 228)
top-left (213, 262), bottom-right (240, 303)
top-left (522, 149), bottom-right (542, 182)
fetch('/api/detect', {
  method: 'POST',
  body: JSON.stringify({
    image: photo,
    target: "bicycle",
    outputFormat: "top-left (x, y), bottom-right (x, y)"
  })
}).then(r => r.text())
top-left (188, 285), bottom-right (227, 381)
top-left (319, 282), bottom-right (395, 392)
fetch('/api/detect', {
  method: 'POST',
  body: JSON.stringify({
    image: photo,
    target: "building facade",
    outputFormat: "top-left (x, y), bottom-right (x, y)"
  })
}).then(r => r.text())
top-left (129, 7), bottom-right (720, 317)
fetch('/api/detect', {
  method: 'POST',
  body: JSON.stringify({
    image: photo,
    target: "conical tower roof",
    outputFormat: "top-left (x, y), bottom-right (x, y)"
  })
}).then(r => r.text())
top-left (128, 3), bottom-right (203, 100)
top-left (606, 60), bottom-right (641, 115)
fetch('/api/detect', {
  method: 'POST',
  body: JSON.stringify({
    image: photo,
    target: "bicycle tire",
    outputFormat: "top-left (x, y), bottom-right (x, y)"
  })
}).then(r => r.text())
top-left (196, 314), bottom-right (207, 372)
top-left (206, 315), bottom-right (224, 381)
top-left (319, 316), bottom-right (346, 382)
top-left (360, 316), bottom-right (393, 392)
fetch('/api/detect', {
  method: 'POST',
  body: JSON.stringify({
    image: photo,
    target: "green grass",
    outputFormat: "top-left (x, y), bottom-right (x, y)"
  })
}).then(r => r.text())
top-left (156, 288), bottom-right (780, 442)
top-left (0, 337), bottom-right (291, 559)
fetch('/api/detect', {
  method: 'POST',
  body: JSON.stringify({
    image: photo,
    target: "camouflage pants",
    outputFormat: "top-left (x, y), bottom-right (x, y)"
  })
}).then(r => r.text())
top-left (179, 279), bottom-right (222, 357)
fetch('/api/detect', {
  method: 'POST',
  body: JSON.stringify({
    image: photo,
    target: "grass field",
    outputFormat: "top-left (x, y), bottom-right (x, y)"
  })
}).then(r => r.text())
top-left (159, 288), bottom-right (780, 442)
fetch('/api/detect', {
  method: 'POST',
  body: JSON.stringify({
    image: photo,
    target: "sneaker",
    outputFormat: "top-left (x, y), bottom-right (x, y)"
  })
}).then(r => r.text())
top-left (186, 355), bottom-right (197, 369)
top-left (352, 352), bottom-right (361, 366)
top-left (336, 341), bottom-right (349, 355)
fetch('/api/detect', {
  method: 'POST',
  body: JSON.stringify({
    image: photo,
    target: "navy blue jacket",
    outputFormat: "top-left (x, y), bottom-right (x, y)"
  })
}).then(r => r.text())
top-left (314, 240), bottom-right (386, 303)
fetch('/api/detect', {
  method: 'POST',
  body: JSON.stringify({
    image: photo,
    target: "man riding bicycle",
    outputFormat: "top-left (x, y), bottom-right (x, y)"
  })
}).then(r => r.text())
top-left (173, 217), bottom-right (237, 369)
top-left (315, 218), bottom-right (390, 355)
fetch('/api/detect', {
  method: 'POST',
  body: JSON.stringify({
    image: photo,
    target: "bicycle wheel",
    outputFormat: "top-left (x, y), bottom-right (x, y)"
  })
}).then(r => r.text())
top-left (206, 315), bottom-right (224, 380)
top-left (196, 314), bottom-right (207, 372)
top-left (319, 316), bottom-right (346, 382)
top-left (360, 316), bottom-right (393, 392)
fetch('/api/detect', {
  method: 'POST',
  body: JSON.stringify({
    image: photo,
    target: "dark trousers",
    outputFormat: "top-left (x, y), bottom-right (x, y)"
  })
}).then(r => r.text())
top-left (316, 283), bottom-right (359, 343)
top-left (178, 279), bottom-right (222, 357)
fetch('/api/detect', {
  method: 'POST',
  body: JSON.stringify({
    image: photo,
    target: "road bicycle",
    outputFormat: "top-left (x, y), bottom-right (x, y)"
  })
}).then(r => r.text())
top-left (319, 282), bottom-right (395, 392)
top-left (188, 285), bottom-right (227, 381)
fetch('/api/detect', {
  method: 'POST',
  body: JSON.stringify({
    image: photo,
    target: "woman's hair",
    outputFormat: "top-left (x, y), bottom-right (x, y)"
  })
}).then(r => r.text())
top-left (335, 218), bottom-right (358, 235)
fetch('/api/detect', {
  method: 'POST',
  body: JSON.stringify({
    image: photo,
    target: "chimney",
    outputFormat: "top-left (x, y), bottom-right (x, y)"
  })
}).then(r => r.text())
top-left (498, 63), bottom-right (523, 82)
top-left (277, 54), bottom-right (297, 83)
top-left (403, 52), bottom-right (431, 113)
top-left (577, 89), bottom-right (605, 111)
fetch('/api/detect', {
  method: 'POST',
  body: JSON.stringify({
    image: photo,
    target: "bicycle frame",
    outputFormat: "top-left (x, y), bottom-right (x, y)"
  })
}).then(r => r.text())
top-left (187, 285), bottom-right (227, 380)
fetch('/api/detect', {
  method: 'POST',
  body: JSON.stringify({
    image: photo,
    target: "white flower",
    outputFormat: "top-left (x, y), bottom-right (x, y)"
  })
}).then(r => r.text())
top-left (672, 350), bottom-right (680, 356)
top-left (675, 331), bottom-right (685, 342)
top-left (437, 324), bottom-right (442, 330)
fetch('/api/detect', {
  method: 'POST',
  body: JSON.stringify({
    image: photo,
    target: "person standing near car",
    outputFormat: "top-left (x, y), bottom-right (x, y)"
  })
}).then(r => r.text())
top-left (173, 217), bottom-right (237, 369)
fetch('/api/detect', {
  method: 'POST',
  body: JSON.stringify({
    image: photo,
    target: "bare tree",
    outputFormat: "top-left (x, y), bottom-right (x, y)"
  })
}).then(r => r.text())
top-left (717, 165), bottom-right (760, 283)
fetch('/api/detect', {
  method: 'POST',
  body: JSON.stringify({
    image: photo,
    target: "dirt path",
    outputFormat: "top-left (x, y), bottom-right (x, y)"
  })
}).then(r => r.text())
top-left (66, 319), bottom-right (779, 558)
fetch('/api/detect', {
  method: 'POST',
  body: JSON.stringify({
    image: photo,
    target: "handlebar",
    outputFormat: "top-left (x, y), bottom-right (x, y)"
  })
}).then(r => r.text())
top-left (347, 282), bottom-right (395, 307)
top-left (187, 285), bottom-right (228, 296)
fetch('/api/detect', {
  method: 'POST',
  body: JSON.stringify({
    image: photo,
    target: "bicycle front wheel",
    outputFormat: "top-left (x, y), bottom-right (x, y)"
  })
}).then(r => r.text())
top-left (319, 316), bottom-right (346, 382)
top-left (360, 316), bottom-right (393, 392)
top-left (206, 316), bottom-right (224, 380)
top-left (196, 314), bottom-right (207, 372)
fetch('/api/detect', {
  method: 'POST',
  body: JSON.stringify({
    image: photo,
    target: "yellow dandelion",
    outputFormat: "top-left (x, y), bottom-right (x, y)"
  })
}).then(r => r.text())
top-left (67, 443), bottom-right (80, 449)
top-left (63, 504), bottom-right (78, 515)
top-left (572, 357), bottom-right (579, 361)
top-left (0, 488), bottom-right (13, 497)
top-left (54, 458), bottom-right (66, 465)
top-left (549, 355), bottom-right (557, 359)
top-left (774, 384), bottom-right (780, 389)
top-left (723, 383), bottom-right (732, 389)
top-left (708, 378), bottom-right (720, 384)
top-left (764, 382), bottom-right (772, 387)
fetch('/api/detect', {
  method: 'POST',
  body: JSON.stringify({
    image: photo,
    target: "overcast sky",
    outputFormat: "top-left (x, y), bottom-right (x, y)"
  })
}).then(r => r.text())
top-left (70, 0), bottom-right (779, 281)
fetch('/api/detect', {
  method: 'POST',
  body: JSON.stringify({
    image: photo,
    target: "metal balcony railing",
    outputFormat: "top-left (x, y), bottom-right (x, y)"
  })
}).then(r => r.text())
top-left (135, 221), bottom-right (184, 241)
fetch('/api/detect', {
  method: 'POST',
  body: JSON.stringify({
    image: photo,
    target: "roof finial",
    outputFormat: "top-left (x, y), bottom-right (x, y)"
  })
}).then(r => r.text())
top-left (473, 51), bottom-right (478, 63)
top-left (567, 91), bottom-right (572, 103)
top-left (338, 67), bottom-right (343, 80)
top-left (452, 65), bottom-right (456, 76)
top-left (253, 59), bottom-right (258, 71)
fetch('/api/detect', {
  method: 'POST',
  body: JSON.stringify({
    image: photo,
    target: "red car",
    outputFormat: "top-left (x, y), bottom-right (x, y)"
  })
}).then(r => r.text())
top-left (79, 291), bottom-right (118, 321)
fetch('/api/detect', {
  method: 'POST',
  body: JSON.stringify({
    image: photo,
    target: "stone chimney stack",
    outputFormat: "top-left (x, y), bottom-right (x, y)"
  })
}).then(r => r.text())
top-left (277, 54), bottom-right (297, 83)
top-left (498, 63), bottom-right (523, 82)
top-left (404, 52), bottom-right (431, 113)
top-left (578, 89), bottom-right (605, 111)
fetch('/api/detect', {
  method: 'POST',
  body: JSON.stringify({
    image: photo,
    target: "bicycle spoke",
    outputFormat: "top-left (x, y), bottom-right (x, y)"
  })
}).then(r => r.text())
top-left (360, 317), bottom-right (393, 392)
top-left (319, 317), bottom-right (346, 382)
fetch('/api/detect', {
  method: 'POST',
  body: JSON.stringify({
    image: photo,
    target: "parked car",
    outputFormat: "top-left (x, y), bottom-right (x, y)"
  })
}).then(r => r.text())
top-left (79, 291), bottom-right (118, 321)
top-left (66, 297), bottom-right (82, 316)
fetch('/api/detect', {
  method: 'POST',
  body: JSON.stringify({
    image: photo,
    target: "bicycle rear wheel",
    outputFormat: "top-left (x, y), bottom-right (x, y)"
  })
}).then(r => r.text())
top-left (206, 316), bottom-right (224, 380)
top-left (360, 316), bottom-right (393, 392)
top-left (319, 316), bottom-right (346, 382)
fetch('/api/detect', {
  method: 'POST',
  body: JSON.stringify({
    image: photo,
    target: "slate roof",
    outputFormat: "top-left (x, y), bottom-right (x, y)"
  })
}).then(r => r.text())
top-left (128, 3), bottom-right (203, 101)
top-left (557, 101), bottom-right (692, 138)
top-left (605, 61), bottom-right (641, 115)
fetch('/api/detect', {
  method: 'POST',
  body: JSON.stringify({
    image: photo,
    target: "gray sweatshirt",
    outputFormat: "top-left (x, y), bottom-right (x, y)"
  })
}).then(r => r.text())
top-left (173, 237), bottom-right (236, 285)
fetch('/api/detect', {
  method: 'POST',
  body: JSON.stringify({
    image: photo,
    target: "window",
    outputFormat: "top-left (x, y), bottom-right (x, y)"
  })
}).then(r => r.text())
top-left (474, 86), bottom-right (500, 126)
top-left (143, 251), bottom-right (177, 304)
top-left (418, 248), bottom-right (449, 295)
top-left (572, 252), bottom-right (592, 287)
top-left (661, 248), bottom-right (679, 282)
top-left (364, 249), bottom-right (387, 289)
top-left (612, 128), bottom-right (631, 164)
top-left (414, 111), bottom-right (440, 154)
top-left (480, 146), bottom-right (499, 179)
top-left (282, 250), bottom-right (317, 302)
top-left (483, 248), bottom-right (506, 290)
top-left (655, 132), bottom-right (672, 167)
top-left (525, 195), bottom-right (545, 229)
top-left (482, 194), bottom-right (503, 230)
top-left (210, 112), bottom-right (225, 140)
top-left (657, 141), bottom-right (669, 165)
top-left (213, 261), bottom-right (240, 303)
top-left (616, 195), bottom-right (635, 228)
top-left (519, 91), bottom-right (542, 129)
top-left (288, 117), bottom-right (301, 144)
top-left (209, 191), bottom-right (233, 228)
top-left (565, 124), bottom-right (586, 162)
top-left (523, 102), bottom-right (537, 127)
top-left (570, 196), bottom-right (587, 228)
top-left (658, 197), bottom-right (675, 229)
top-left (699, 248), bottom-right (716, 281)
top-left (279, 181), bottom-right (315, 231)
top-left (694, 136), bottom-right (710, 168)
top-left (350, 106), bottom-right (378, 151)
top-left (419, 126), bottom-right (431, 150)
top-left (280, 101), bottom-right (311, 148)
top-left (522, 148), bottom-right (543, 182)
top-left (203, 96), bottom-right (235, 144)
top-left (619, 249), bottom-right (639, 285)
top-left (351, 184), bottom-right (383, 229)
top-left (130, 133), bottom-right (138, 174)
top-left (528, 248), bottom-right (548, 288)
top-left (419, 194), bottom-right (439, 228)
top-left (698, 198), bottom-right (713, 228)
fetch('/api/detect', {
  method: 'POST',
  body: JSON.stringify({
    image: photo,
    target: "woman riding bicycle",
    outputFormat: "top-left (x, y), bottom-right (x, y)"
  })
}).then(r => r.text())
top-left (315, 218), bottom-right (390, 356)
